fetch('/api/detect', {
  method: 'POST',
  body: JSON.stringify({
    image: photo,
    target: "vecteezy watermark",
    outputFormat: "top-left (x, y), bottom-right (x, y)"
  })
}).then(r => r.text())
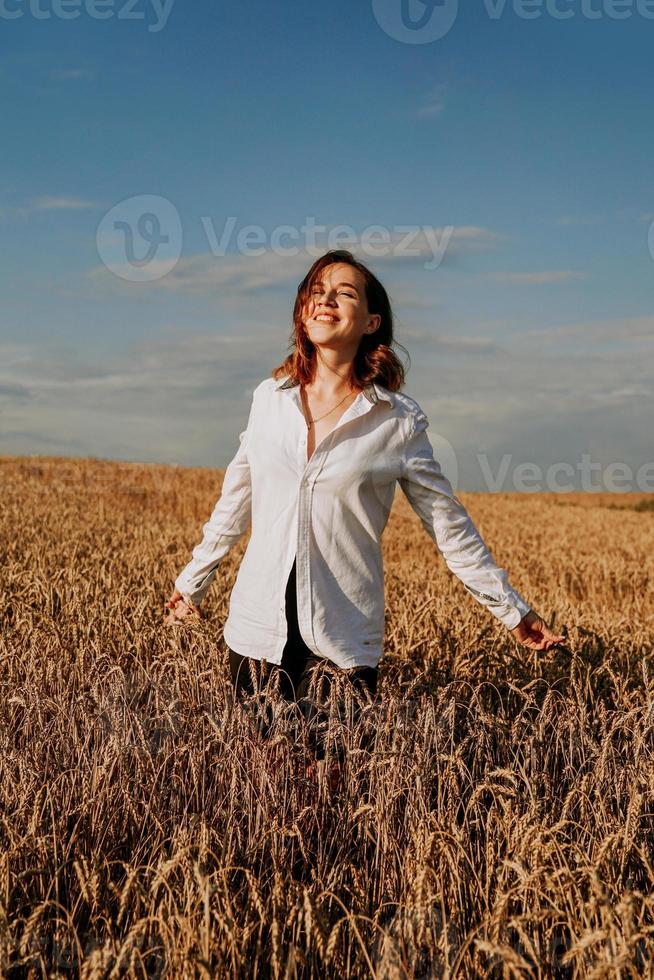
top-left (372, 0), bottom-right (654, 44)
top-left (200, 216), bottom-right (455, 270)
top-left (95, 196), bottom-right (457, 281)
top-left (96, 194), bottom-right (183, 282)
top-left (0, 0), bottom-right (175, 31)
top-left (372, 0), bottom-right (460, 43)
top-left (476, 453), bottom-right (654, 492)
top-left (648, 218), bottom-right (654, 263)
top-left (14, 928), bottom-right (166, 977)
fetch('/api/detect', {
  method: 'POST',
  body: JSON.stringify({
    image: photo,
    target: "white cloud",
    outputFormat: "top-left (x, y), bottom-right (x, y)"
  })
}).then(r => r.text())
top-left (30, 195), bottom-right (100, 211)
top-left (49, 68), bottom-right (93, 80)
top-left (415, 84), bottom-right (447, 118)
top-left (520, 314), bottom-right (654, 345)
top-left (1, 307), bottom-right (651, 490)
top-left (0, 331), bottom-right (287, 464)
top-left (86, 225), bottom-right (505, 296)
top-left (0, 195), bottom-right (103, 222)
top-left (399, 328), bottom-right (503, 354)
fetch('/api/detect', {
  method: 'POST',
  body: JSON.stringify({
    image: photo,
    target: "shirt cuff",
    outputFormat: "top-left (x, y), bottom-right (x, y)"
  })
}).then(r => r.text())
top-left (463, 583), bottom-right (531, 629)
top-left (492, 592), bottom-right (531, 629)
top-left (174, 573), bottom-right (208, 607)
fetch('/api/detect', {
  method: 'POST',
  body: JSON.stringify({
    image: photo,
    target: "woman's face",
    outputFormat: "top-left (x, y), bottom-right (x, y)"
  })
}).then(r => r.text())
top-left (302, 263), bottom-right (381, 355)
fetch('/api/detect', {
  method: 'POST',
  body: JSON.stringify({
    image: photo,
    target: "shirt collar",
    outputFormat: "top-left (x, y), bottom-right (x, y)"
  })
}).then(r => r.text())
top-left (275, 375), bottom-right (391, 405)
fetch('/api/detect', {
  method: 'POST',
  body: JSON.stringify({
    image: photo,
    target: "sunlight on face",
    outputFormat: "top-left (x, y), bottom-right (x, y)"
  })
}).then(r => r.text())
top-left (303, 263), bottom-right (380, 353)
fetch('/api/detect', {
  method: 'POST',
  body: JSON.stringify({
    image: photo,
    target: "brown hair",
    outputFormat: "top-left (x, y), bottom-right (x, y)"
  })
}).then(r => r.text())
top-left (271, 249), bottom-right (409, 391)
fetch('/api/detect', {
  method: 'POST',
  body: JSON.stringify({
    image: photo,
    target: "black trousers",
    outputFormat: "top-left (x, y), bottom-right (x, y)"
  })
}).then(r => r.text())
top-left (227, 556), bottom-right (378, 759)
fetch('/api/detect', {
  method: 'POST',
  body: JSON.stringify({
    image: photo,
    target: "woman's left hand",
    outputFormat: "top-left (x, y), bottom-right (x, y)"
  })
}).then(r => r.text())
top-left (510, 610), bottom-right (565, 651)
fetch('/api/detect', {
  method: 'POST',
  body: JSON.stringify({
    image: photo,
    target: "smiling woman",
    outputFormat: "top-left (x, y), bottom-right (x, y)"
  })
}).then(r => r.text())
top-left (165, 248), bottom-right (565, 766)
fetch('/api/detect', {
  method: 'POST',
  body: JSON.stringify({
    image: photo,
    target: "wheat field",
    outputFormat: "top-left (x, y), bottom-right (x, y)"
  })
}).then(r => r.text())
top-left (1, 455), bottom-right (653, 979)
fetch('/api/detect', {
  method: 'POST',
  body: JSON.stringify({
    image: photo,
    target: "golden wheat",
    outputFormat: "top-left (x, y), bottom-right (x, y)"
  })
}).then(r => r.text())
top-left (1, 455), bottom-right (653, 978)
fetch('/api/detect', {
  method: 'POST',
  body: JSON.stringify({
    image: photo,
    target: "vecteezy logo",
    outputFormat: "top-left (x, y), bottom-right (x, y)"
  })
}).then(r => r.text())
top-left (371, 0), bottom-right (459, 43)
top-left (648, 218), bottom-right (654, 264)
top-left (429, 431), bottom-right (459, 491)
top-left (95, 194), bottom-right (182, 282)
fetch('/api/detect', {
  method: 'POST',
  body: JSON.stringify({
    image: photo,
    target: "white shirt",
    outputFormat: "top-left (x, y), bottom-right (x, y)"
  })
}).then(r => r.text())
top-left (174, 374), bottom-right (531, 669)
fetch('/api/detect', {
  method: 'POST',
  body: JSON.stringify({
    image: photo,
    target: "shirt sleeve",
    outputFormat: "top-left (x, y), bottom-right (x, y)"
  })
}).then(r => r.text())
top-left (174, 389), bottom-right (256, 606)
top-left (398, 409), bottom-right (531, 629)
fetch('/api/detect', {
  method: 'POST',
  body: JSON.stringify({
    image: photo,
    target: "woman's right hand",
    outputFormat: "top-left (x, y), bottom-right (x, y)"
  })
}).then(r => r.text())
top-left (164, 590), bottom-right (204, 625)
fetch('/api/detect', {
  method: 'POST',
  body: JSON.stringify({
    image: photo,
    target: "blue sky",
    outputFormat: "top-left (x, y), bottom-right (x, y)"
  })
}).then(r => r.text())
top-left (1, 0), bottom-right (652, 491)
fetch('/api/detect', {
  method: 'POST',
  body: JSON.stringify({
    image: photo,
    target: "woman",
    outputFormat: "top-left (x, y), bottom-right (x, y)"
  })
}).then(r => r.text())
top-left (165, 249), bottom-right (565, 762)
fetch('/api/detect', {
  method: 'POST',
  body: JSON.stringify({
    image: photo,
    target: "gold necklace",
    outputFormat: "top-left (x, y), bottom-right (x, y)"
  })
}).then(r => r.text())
top-left (301, 385), bottom-right (358, 429)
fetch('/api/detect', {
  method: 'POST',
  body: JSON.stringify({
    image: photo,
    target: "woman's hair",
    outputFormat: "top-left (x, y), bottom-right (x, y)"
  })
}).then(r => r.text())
top-left (271, 249), bottom-right (409, 391)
